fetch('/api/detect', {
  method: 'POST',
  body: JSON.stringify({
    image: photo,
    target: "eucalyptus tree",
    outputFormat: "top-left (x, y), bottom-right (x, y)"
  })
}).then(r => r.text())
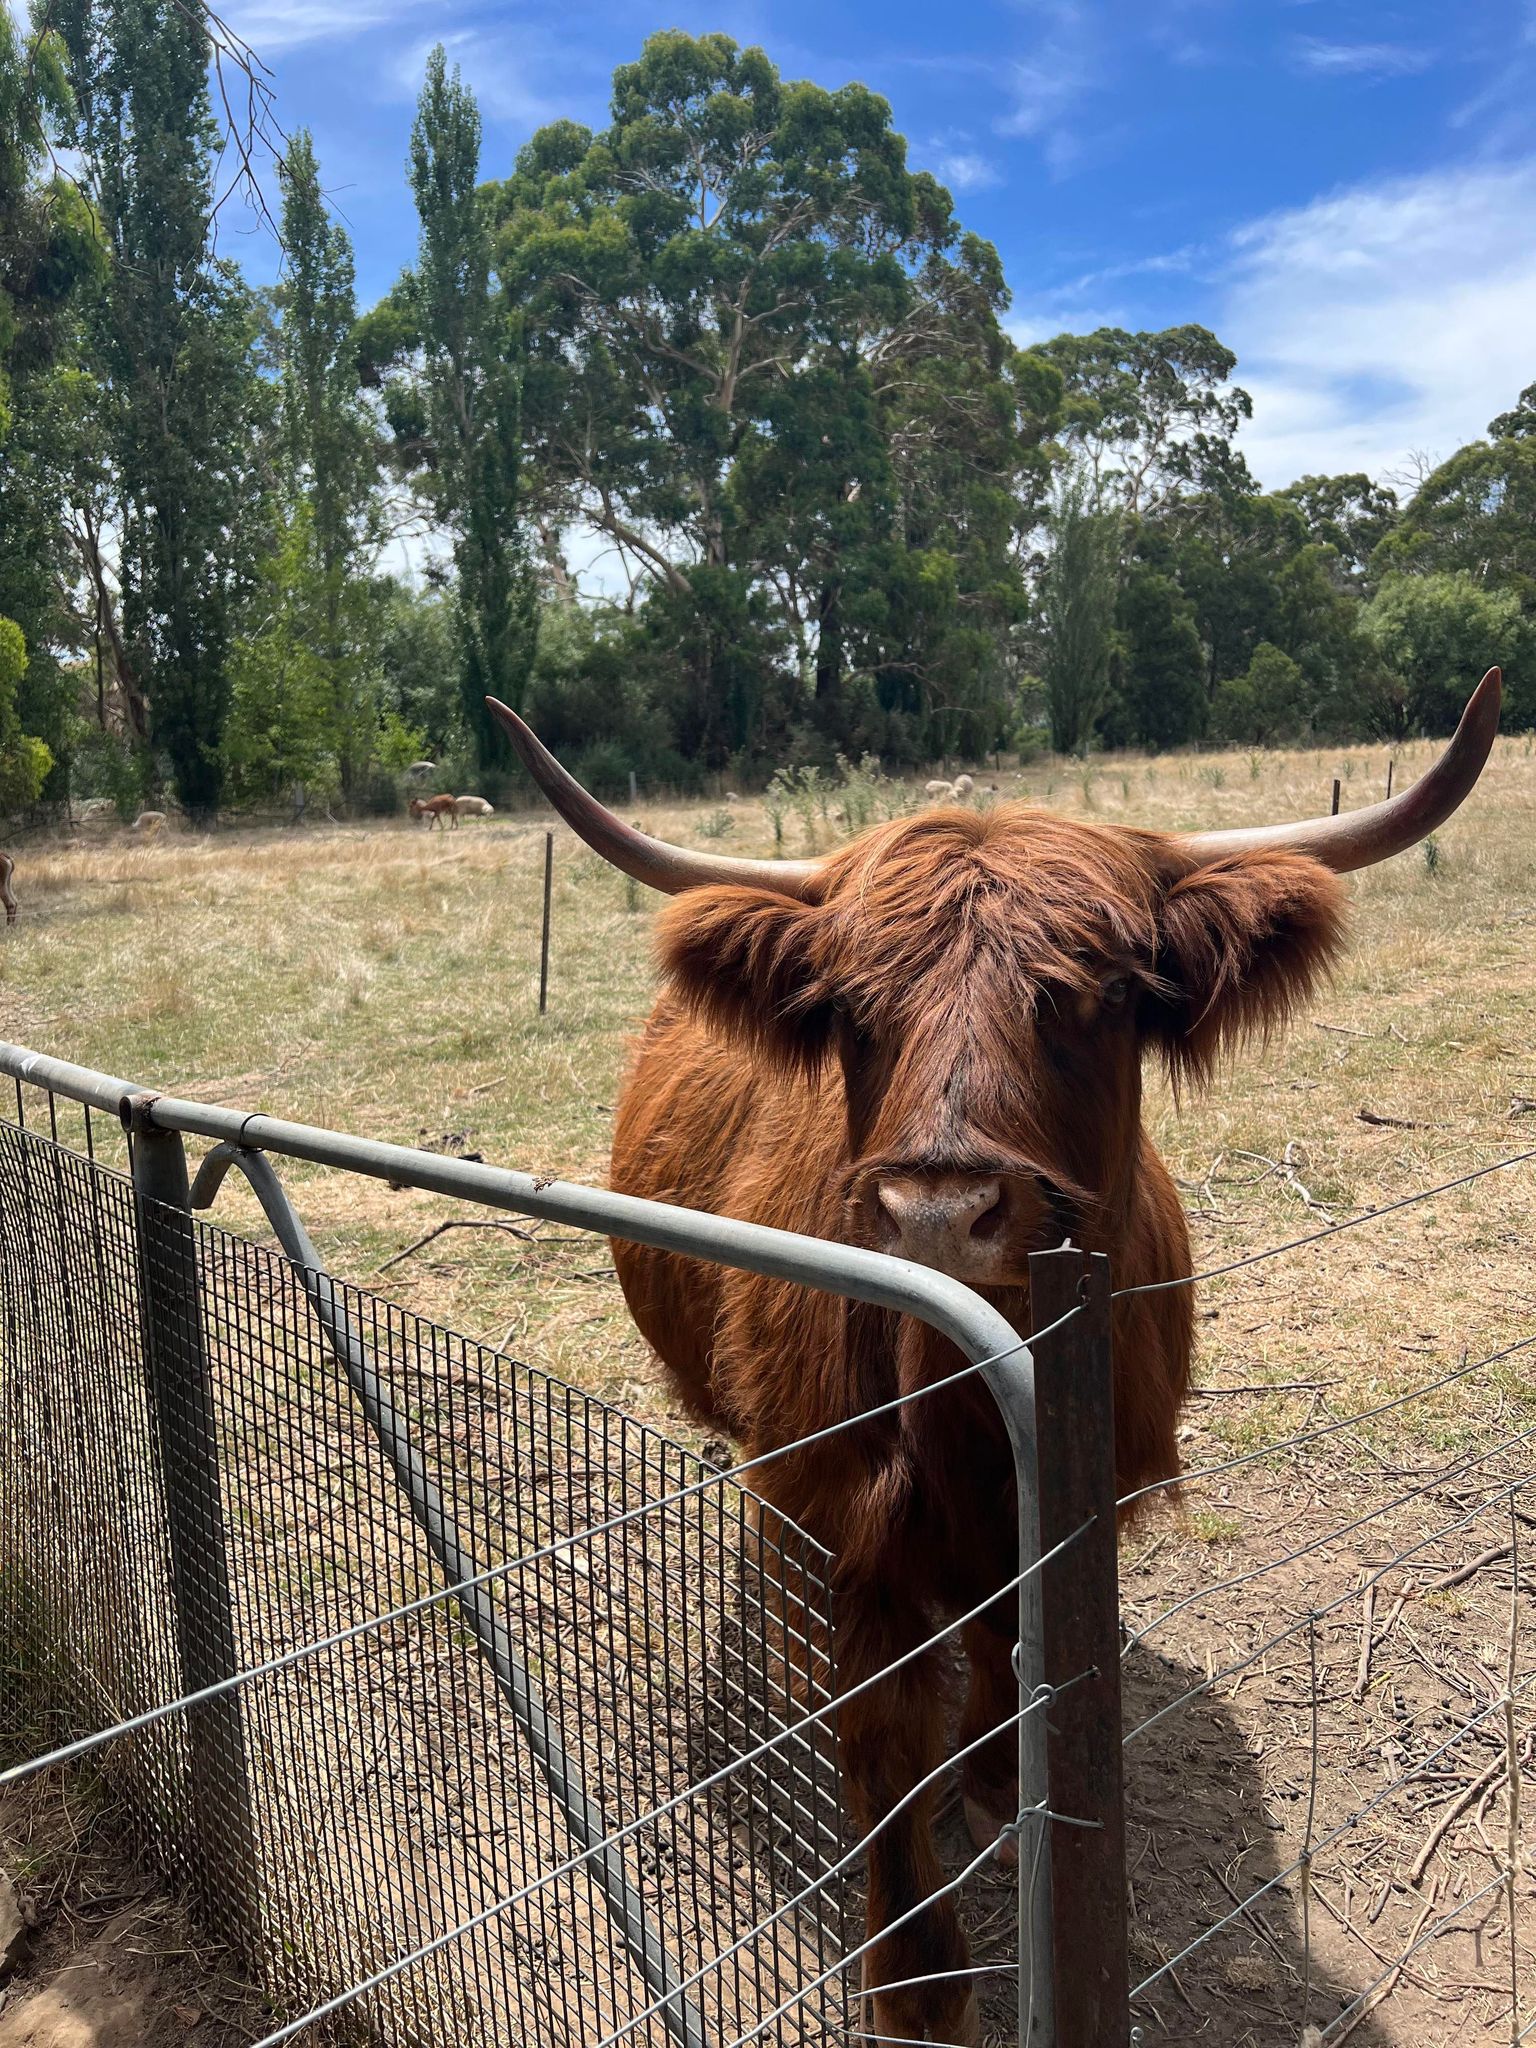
top-left (492, 32), bottom-right (1034, 759)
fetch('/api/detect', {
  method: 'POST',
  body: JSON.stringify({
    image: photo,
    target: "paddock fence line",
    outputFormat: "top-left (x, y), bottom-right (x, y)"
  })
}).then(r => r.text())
top-left (0, 1038), bottom-right (1126, 2048)
top-left (2, 1035), bottom-right (1532, 2045)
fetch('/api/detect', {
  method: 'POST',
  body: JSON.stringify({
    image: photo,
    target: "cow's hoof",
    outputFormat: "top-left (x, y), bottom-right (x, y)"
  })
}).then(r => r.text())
top-left (963, 1793), bottom-right (1019, 1869)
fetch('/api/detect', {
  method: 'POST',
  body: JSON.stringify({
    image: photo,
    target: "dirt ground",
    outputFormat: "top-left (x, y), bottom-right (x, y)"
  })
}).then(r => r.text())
top-left (0, 1777), bottom-right (269, 2048)
top-left (3, 726), bottom-right (1536, 2042)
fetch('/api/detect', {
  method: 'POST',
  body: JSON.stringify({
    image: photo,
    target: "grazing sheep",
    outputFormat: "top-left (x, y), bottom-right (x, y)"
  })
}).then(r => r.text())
top-left (75, 797), bottom-right (116, 824)
top-left (923, 778), bottom-right (955, 801)
top-left (452, 795), bottom-right (495, 819)
top-left (409, 794), bottom-right (459, 830)
top-left (952, 773), bottom-right (974, 797)
top-left (724, 791), bottom-right (742, 803)
top-left (0, 853), bottom-right (15, 926)
top-left (128, 811), bottom-right (166, 835)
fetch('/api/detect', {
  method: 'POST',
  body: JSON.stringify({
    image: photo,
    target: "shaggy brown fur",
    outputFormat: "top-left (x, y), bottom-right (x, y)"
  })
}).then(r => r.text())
top-left (609, 804), bottom-right (1344, 2043)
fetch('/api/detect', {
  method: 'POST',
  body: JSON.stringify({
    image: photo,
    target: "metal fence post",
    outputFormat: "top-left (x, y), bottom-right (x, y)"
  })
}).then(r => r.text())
top-left (539, 829), bottom-right (553, 1014)
top-left (1028, 1247), bottom-right (1130, 2047)
top-left (128, 1098), bottom-right (259, 1958)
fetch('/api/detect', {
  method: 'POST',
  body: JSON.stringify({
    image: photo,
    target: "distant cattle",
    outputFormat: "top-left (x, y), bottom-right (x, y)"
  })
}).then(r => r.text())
top-left (127, 811), bottom-right (166, 835)
top-left (485, 671), bottom-right (1502, 2046)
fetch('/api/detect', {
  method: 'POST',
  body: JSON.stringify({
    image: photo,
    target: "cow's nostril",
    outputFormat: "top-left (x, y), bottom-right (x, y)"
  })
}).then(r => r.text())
top-left (874, 1175), bottom-right (1005, 1256)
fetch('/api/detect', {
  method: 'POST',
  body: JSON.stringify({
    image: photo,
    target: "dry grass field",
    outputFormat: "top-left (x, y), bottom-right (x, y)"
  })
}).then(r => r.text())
top-left (4, 726), bottom-right (1536, 2045)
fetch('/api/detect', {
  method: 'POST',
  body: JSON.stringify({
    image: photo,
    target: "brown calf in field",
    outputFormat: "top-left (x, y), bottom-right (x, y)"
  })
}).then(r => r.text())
top-left (409, 794), bottom-right (459, 830)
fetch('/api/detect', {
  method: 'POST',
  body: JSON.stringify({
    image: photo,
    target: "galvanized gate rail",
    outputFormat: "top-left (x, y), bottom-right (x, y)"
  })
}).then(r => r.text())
top-left (0, 1037), bottom-right (1132, 2046)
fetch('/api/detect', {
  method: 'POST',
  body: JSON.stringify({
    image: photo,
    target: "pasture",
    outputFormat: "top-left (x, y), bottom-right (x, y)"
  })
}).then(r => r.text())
top-left (3, 729), bottom-right (1536, 2045)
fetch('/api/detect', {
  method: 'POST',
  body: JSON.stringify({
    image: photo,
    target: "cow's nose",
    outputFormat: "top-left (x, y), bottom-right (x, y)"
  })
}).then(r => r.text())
top-left (874, 1174), bottom-right (1007, 1271)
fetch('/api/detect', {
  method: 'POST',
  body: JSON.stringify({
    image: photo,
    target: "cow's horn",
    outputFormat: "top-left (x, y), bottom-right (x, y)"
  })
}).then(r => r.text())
top-left (486, 699), bottom-right (822, 897)
top-left (1180, 669), bottom-right (1501, 872)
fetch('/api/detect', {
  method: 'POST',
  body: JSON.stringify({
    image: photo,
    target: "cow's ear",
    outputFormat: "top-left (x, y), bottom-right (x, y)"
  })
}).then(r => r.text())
top-left (1148, 850), bottom-right (1346, 1083)
top-left (656, 887), bottom-right (836, 1069)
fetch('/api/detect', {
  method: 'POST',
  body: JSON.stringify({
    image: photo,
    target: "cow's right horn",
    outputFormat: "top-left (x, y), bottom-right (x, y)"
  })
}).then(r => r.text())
top-left (486, 698), bottom-right (822, 898)
top-left (1179, 669), bottom-right (1502, 873)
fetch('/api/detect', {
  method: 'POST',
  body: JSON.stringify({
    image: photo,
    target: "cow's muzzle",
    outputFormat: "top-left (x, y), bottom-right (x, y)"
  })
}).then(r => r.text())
top-left (859, 1168), bottom-right (1076, 1283)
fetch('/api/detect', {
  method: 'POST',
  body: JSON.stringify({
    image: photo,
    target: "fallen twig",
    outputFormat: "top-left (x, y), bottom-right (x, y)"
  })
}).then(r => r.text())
top-left (1357, 1107), bottom-right (1431, 1131)
top-left (1409, 1757), bottom-right (1508, 1886)
top-left (1425, 1543), bottom-right (1514, 1595)
top-left (1353, 1583), bottom-right (1377, 1701)
top-left (1189, 1379), bottom-right (1344, 1398)
top-left (375, 1218), bottom-right (537, 1273)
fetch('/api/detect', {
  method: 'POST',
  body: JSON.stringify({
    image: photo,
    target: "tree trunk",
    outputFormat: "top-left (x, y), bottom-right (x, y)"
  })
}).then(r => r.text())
top-left (72, 513), bottom-right (150, 741)
top-left (814, 577), bottom-right (845, 739)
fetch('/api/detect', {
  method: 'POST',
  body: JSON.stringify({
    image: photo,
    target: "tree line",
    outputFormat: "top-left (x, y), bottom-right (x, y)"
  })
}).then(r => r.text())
top-left (2, 9), bottom-right (1533, 823)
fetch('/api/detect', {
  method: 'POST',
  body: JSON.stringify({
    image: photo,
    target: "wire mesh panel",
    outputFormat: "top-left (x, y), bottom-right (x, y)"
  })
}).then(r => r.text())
top-left (0, 1104), bottom-right (850, 2045)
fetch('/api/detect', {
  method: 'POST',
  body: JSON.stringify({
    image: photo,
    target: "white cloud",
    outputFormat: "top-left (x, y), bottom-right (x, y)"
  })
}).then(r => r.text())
top-left (1219, 159), bottom-right (1536, 488)
top-left (935, 149), bottom-right (1001, 192)
top-left (223, 0), bottom-right (426, 58)
top-left (1004, 302), bottom-right (1126, 349)
top-left (1290, 38), bottom-right (1434, 78)
top-left (996, 0), bottom-right (1101, 175)
top-left (383, 27), bottom-right (581, 128)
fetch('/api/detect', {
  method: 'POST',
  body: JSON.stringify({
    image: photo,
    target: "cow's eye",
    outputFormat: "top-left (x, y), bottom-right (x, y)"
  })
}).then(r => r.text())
top-left (1100, 974), bottom-right (1131, 1011)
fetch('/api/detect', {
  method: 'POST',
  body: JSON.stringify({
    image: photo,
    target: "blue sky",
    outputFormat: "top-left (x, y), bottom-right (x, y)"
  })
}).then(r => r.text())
top-left (222, 0), bottom-right (1536, 492)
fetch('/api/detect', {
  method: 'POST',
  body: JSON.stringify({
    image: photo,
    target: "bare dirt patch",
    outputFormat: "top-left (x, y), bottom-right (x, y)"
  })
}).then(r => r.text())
top-left (0, 1778), bottom-right (268, 2048)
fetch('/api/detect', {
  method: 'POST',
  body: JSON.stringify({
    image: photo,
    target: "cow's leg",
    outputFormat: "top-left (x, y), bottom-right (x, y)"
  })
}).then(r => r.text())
top-left (959, 1605), bottom-right (1020, 1868)
top-left (838, 1592), bottom-right (980, 2045)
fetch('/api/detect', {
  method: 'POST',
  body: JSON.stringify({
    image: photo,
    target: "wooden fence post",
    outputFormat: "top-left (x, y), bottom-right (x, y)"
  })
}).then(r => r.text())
top-left (1029, 1246), bottom-right (1130, 2047)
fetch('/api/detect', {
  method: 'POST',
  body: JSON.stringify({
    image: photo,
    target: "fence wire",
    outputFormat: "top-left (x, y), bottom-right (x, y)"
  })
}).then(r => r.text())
top-left (0, 1104), bottom-right (860, 2046)
top-left (9, 1050), bottom-right (1534, 2047)
top-left (1116, 1147), bottom-right (1536, 2045)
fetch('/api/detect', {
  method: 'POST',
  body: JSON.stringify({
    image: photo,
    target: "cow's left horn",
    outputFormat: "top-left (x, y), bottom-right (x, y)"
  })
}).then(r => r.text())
top-left (485, 699), bottom-right (822, 898)
top-left (1180, 669), bottom-right (1501, 873)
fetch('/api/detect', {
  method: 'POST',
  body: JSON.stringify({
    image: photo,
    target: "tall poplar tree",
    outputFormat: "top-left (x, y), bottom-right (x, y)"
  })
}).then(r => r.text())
top-left (58, 0), bottom-right (264, 819)
top-left (0, 12), bottom-right (101, 802)
top-left (408, 47), bottom-right (534, 769)
top-left (274, 128), bottom-right (378, 794)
